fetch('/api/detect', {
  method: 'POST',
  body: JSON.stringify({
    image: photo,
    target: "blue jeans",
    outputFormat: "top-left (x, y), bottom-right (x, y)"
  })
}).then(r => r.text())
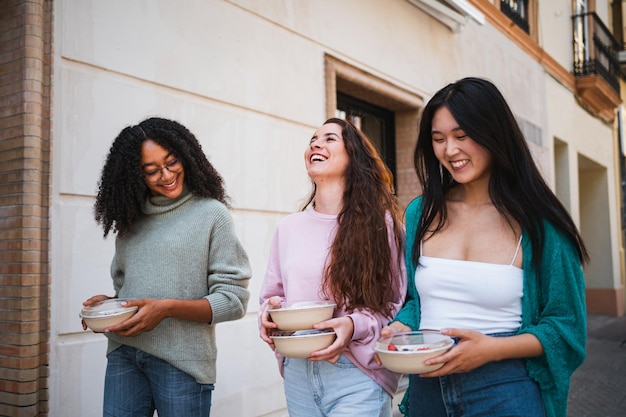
top-left (408, 334), bottom-right (545, 417)
top-left (283, 354), bottom-right (392, 417)
top-left (103, 345), bottom-right (214, 417)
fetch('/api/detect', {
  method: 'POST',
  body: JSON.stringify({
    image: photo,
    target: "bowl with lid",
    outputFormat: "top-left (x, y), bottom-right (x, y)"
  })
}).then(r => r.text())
top-left (374, 331), bottom-right (454, 374)
top-left (79, 299), bottom-right (138, 333)
top-left (270, 328), bottom-right (336, 358)
top-left (268, 300), bottom-right (336, 331)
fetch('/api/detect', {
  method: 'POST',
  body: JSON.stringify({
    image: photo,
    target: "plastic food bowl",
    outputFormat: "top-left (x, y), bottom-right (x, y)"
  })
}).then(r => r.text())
top-left (374, 331), bottom-right (454, 374)
top-left (270, 328), bottom-right (336, 358)
top-left (268, 301), bottom-right (336, 331)
top-left (79, 299), bottom-right (138, 333)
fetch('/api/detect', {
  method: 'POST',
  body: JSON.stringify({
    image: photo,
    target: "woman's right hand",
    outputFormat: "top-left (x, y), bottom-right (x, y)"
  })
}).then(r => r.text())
top-left (81, 294), bottom-right (115, 330)
top-left (375, 321), bottom-right (412, 365)
top-left (259, 296), bottom-right (282, 349)
top-left (380, 321), bottom-right (411, 338)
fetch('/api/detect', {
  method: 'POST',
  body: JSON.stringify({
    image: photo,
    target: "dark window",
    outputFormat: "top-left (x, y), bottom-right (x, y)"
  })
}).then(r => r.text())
top-left (336, 92), bottom-right (396, 185)
top-left (501, 0), bottom-right (529, 33)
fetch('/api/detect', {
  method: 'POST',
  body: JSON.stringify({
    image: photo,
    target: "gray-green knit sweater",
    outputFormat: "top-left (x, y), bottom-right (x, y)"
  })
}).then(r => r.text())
top-left (105, 189), bottom-right (251, 384)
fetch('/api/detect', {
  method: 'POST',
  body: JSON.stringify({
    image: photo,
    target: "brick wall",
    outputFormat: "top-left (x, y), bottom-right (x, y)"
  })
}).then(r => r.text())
top-left (0, 1), bottom-right (52, 416)
top-left (395, 110), bottom-right (421, 211)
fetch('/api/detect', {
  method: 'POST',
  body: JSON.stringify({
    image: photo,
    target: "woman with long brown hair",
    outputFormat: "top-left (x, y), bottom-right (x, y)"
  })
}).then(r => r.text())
top-left (259, 118), bottom-right (406, 416)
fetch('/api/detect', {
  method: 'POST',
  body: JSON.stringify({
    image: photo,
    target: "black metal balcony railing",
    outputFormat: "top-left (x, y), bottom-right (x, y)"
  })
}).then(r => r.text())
top-left (572, 12), bottom-right (621, 93)
top-left (501, 0), bottom-right (529, 34)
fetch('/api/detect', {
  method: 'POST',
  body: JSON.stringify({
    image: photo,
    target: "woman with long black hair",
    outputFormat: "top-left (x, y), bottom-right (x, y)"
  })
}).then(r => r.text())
top-left (385, 77), bottom-right (588, 417)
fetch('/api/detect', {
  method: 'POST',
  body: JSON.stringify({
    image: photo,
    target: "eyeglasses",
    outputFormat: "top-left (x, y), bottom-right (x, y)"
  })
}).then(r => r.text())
top-left (142, 158), bottom-right (183, 183)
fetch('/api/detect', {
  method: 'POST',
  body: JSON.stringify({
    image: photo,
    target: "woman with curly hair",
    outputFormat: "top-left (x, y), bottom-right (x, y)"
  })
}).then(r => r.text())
top-left (259, 118), bottom-right (407, 417)
top-left (82, 117), bottom-right (251, 417)
top-left (384, 77), bottom-right (588, 417)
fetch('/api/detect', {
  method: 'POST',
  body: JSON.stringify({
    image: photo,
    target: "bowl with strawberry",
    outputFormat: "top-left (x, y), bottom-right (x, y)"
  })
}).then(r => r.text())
top-left (374, 331), bottom-right (454, 374)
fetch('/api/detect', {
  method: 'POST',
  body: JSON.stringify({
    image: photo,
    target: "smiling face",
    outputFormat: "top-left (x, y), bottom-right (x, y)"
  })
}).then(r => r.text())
top-left (140, 139), bottom-right (185, 198)
top-left (305, 122), bottom-right (350, 183)
top-left (431, 106), bottom-right (492, 186)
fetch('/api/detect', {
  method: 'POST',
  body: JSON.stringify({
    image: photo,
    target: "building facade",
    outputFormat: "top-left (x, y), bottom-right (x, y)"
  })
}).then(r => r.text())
top-left (1, 0), bottom-right (624, 416)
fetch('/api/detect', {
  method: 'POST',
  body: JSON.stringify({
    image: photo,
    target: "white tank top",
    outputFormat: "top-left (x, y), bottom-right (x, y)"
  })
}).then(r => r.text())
top-left (416, 237), bottom-right (523, 334)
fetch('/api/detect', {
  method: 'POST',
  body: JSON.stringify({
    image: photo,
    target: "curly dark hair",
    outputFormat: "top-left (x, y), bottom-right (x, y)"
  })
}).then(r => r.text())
top-left (302, 118), bottom-right (405, 318)
top-left (94, 117), bottom-right (228, 238)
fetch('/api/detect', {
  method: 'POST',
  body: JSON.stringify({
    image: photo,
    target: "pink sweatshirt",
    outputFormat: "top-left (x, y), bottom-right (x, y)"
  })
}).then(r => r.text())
top-left (259, 207), bottom-right (407, 396)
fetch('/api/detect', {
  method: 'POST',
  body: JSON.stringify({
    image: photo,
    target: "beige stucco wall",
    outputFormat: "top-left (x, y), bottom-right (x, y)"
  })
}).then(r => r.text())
top-left (539, 1), bottom-right (574, 71)
top-left (48, 1), bottom-right (621, 416)
top-left (544, 76), bottom-right (620, 290)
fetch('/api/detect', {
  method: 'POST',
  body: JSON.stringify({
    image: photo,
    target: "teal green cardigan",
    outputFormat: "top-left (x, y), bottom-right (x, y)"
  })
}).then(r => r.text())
top-left (394, 197), bottom-right (586, 417)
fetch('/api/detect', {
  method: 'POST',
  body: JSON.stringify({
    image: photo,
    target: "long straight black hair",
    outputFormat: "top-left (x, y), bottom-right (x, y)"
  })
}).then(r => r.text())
top-left (413, 77), bottom-right (588, 271)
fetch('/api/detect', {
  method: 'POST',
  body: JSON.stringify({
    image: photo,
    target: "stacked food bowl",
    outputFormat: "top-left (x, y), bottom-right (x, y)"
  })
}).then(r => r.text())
top-left (268, 301), bottom-right (337, 358)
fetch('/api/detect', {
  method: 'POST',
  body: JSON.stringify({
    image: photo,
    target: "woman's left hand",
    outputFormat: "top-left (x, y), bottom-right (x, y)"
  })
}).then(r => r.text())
top-left (307, 316), bottom-right (354, 363)
top-left (103, 298), bottom-right (167, 336)
top-left (419, 328), bottom-right (496, 377)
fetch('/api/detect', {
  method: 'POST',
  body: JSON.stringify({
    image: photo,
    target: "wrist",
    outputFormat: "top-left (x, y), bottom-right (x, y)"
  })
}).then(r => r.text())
top-left (161, 298), bottom-right (175, 319)
top-left (390, 321), bottom-right (407, 333)
top-left (345, 315), bottom-right (355, 340)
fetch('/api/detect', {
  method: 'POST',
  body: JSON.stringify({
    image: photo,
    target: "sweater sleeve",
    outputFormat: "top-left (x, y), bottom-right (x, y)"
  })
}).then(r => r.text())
top-left (258, 228), bottom-right (286, 319)
top-left (392, 197), bottom-right (422, 330)
top-left (519, 223), bottom-right (586, 417)
top-left (205, 206), bottom-right (252, 325)
top-left (345, 268), bottom-right (406, 370)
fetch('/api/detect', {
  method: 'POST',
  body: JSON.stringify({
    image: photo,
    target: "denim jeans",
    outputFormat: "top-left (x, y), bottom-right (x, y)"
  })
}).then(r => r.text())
top-left (103, 345), bottom-right (214, 417)
top-left (283, 354), bottom-right (392, 417)
top-left (408, 334), bottom-right (545, 417)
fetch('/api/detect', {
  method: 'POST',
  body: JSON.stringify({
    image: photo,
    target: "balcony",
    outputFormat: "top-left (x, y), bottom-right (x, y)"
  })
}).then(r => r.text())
top-left (572, 12), bottom-right (621, 122)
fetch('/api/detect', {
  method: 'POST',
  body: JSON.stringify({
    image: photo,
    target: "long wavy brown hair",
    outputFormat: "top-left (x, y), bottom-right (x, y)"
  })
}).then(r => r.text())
top-left (302, 118), bottom-right (404, 317)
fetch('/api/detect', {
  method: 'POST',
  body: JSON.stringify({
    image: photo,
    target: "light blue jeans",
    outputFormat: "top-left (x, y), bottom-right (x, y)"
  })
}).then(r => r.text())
top-left (283, 354), bottom-right (392, 417)
top-left (103, 345), bottom-right (214, 417)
